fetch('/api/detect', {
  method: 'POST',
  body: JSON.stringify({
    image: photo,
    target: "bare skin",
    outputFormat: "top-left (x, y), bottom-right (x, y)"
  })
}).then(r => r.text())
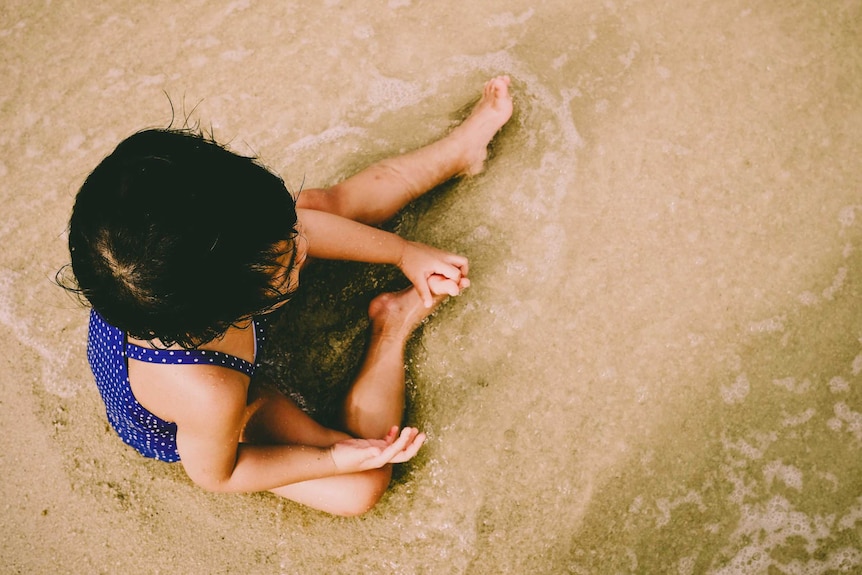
top-left (126, 76), bottom-right (513, 516)
top-left (298, 75), bottom-right (513, 226)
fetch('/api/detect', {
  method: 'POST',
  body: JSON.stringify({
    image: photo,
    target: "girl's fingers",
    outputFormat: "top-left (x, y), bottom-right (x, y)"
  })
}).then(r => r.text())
top-left (448, 254), bottom-right (469, 277)
top-left (377, 428), bottom-right (419, 461)
top-left (399, 432), bottom-right (426, 460)
top-left (428, 275), bottom-right (460, 297)
top-left (437, 262), bottom-right (462, 281)
top-left (362, 428), bottom-right (425, 468)
top-left (386, 432), bottom-right (425, 464)
top-left (416, 282), bottom-right (434, 308)
top-left (384, 426), bottom-right (399, 443)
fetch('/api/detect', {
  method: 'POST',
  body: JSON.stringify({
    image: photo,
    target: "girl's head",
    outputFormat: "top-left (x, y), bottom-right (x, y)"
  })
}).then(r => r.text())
top-left (65, 128), bottom-right (299, 348)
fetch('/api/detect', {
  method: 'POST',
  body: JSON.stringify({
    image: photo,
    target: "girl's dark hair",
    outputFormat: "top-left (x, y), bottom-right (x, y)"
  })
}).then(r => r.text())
top-left (63, 128), bottom-right (299, 348)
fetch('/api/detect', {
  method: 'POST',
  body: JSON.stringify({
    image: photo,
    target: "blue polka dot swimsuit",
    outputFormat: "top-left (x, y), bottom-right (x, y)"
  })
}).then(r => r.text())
top-left (87, 310), bottom-right (269, 462)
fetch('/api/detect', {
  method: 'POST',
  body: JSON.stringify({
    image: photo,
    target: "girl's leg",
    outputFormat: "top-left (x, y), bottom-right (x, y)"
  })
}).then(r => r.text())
top-left (242, 386), bottom-right (390, 516)
top-left (242, 288), bottom-right (440, 516)
top-left (296, 76), bottom-right (513, 226)
top-left (341, 287), bottom-right (440, 439)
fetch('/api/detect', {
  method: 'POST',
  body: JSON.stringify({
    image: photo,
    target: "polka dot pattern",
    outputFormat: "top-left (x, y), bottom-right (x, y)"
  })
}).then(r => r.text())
top-left (86, 310), bottom-right (269, 462)
top-left (125, 344), bottom-right (256, 376)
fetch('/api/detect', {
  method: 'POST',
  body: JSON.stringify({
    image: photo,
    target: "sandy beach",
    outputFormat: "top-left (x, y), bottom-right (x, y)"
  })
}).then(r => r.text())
top-left (2, 1), bottom-right (861, 573)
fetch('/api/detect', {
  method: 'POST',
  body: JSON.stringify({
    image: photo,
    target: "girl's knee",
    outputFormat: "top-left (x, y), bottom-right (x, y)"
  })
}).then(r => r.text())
top-left (335, 468), bottom-right (392, 517)
top-left (272, 467), bottom-right (392, 516)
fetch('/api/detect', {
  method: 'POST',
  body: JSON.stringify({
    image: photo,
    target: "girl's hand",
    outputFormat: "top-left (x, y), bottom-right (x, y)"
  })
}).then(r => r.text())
top-left (428, 273), bottom-right (471, 299)
top-left (398, 241), bottom-right (470, 307)
top-left (329, 427), bottom-right (426, 473)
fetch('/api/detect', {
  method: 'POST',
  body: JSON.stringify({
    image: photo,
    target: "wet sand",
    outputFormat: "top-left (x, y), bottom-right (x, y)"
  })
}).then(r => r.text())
top-left (2, 1), bottom-right (861, 573)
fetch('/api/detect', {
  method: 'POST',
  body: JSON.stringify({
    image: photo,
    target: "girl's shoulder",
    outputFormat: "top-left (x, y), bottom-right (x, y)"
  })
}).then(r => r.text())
top-left (126, 323), bottom-right (257, 425)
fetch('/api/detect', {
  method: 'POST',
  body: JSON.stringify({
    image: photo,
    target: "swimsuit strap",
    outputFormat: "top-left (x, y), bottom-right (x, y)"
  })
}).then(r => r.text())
top-left (125, 343), bottom-right (256, 377)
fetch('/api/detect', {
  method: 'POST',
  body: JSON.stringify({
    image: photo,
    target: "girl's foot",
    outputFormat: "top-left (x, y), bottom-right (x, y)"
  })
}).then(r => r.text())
top-left (369, 288), bottom-right (444, 342)
top-left (452, 75), bottom-right (514, 176)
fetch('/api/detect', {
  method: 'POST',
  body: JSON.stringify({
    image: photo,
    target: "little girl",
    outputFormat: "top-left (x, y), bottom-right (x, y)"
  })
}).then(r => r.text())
top-left (64, 76), bottom-right (512, 516)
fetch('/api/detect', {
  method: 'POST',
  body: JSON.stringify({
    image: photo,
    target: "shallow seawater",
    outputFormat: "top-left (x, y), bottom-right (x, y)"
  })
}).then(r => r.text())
top-left (3, 0), bottom-right (862, 573)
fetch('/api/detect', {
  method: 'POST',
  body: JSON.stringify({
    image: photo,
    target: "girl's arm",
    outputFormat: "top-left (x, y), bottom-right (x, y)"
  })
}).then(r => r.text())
top-left (297, 208), bottom-right (469, 306)
top-left (173, 369), bottom-right (422, 493)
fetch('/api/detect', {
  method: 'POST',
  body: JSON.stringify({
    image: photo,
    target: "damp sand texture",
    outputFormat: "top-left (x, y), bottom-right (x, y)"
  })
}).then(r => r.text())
top-left (2, 1), bottom-right (861, 573)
